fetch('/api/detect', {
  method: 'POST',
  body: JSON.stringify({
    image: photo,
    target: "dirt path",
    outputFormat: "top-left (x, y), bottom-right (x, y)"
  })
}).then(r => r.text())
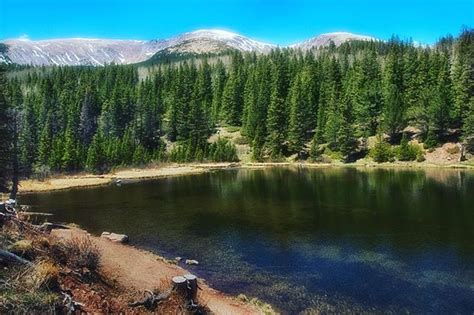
top-left (52, 228), bottom-right (262, 315)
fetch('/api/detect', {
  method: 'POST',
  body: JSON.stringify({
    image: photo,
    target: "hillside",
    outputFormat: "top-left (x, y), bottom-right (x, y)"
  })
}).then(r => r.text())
top-left (0, 28), bottom-right (473, 177)
top-left (0, 29), bottom-right (374, 66)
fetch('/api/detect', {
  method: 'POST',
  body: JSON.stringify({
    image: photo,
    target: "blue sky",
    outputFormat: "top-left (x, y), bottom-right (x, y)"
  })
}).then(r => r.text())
top-left (1, 0), bottom-right (472, 45)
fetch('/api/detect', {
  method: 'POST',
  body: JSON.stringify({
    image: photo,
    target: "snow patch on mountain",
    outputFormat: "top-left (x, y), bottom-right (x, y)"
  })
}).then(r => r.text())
top-left (0, 30), bottom-right (378, 66)
top-left (1, 38), bottom-right (166, 66)
top-left (291, 32), bottom-right (376, 50)
top-left (174, 29), bottom-right (276, 52)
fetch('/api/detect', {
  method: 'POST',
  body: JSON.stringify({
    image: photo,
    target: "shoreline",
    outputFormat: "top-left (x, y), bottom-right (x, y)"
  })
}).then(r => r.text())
top-left (50, 227), bottom-right (269, 314)
top-left (19, 161), bottom-right (474, 194)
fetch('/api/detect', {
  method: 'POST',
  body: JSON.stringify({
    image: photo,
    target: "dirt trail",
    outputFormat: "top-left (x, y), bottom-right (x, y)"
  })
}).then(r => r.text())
top-left (52, 228), bottom-right (261, 315)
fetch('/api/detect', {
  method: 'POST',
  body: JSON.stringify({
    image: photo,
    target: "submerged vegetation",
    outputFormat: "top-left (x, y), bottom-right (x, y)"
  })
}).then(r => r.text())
top-left (1, 28), bottom-right (473, 176)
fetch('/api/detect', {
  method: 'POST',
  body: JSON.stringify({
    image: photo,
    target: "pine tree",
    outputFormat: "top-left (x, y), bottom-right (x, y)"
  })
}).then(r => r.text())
top-left (452, 28), bottom-right (474, 130)
top-left (355, 50), bottom-right (383, 136)
top-left (266, 51), bottom-right (289, 158)
top-left (18, 94), bottom-right (37, 175)
top-left (79, 86), bottom-right (99, 146)
top-left (37, 113), bottom-right (53, 167)
top-left (370, 133), bottom-right (394, 163)
top-left (287, 72), bottom-right (309, 153)
top-left (242, 71), bottom-right (257, 139)
top-left (382, 43), bottom-right (405, 140)
top-left (86, 132), bottom-right (106, 174)
top-left (397, 133), bottom-right (416, 161)
top-left (337, 88), bottom-right (357, 161)
top-left (0, 45), bottom-right (11, 192)
top-left (62, 127), bottom-right (78, 171)
top-left (211, 60), bottom-right (227, 124)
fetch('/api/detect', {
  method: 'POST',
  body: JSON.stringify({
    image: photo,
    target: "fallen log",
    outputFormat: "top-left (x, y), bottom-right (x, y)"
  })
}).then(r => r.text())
top-left (0, 249), bottom-right (33, 266)
top-left (36, 222), bottom-right (69, 233)
top-left (20, 212), bottom-right (53, 217)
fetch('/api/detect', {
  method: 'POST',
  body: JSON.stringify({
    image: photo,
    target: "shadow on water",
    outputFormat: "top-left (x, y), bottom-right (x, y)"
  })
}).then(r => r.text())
top-left (20, 167), bottom-right (474, 314)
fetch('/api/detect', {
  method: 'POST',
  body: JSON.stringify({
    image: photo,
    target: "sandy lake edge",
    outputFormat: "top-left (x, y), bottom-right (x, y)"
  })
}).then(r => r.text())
top-left (19, 161), bottom-right (474, 194)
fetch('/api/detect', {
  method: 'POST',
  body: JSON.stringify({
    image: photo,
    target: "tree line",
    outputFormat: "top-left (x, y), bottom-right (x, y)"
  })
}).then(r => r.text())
top-left (2, 28), bottom-right (473, 177)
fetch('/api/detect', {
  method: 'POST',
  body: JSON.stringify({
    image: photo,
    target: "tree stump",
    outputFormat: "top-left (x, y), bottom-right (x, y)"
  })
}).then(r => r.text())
top-left (184, 274), bottom-right (198, 301)
top-left (172, 276), bottom-right (187, 296)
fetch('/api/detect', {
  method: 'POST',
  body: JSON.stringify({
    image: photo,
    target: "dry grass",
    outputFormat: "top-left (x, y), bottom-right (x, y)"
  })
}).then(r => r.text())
top-left (28, 260), bottom-right (60, 290)
top-left (58, 236), bottom-right (100, 271)
top-left (8, 239), bottom-right (35, 259)
top-left (446, 145), bottom-right (460, 154)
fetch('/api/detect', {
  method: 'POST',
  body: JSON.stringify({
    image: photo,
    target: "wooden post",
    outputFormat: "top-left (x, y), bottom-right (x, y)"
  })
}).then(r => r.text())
top-left (184, 274), bottom-right (198, 301)
top-left (172, 276), bottom-right (187, 296)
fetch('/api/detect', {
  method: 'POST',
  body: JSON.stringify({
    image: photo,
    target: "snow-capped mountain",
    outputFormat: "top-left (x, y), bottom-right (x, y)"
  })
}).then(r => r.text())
top-left (291, 32), bottom-right (375, 50)
top-left (0, 30), bottom-right (275, 66)
top-left (0, 30), bottom-right (376, 66)
top-left (1, 38), bottom-right (166, 66)
top-left (166, 29), bottom-right (275, 53)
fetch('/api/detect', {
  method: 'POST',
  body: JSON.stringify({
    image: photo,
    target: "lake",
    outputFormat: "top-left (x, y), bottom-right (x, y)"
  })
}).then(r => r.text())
top-left (20, 167), bottom-right (474, 313)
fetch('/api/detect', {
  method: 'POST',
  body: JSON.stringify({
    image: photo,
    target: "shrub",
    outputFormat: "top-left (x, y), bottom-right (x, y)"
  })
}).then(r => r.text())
top-left (466, 136), bottom-right (474, 154)
top-left (416, 149), bottom-right (426, 162)
top-left (169, 139), bottom-right (239, 162)
top-left (60, 237), bottom-right (100, 271)
top-left (396, 134), bottom-right (424, 161)
top-left (424, 129), bottom-right (438, 149)
top-left (370, 134), bottom-right (394, 163)
top-left (234, 136), bottom-right (249, 145)
top-left (32, 164), bottom-right (51, 181)
top-left (208, 138), bottom-right (239, 162)
top-left (309, 141), bottom-right (323, 161)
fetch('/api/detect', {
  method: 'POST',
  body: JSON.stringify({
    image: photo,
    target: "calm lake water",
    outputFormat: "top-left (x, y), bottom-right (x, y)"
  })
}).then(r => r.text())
top-left (21, 167), bottom-right (474, 313)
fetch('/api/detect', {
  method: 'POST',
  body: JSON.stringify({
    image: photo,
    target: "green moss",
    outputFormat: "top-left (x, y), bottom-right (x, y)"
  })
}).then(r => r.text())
top-left (0, 289), bottom-right (59, 313)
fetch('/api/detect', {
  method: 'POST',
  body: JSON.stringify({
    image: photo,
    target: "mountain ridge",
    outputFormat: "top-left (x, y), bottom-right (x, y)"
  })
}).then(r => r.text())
top-left (1, 29), bottom-right (377, 66)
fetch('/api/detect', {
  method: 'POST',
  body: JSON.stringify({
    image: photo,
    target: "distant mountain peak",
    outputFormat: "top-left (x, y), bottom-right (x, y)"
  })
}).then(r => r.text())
top-left (292, 32), bottom-right (376, 50)
top-left (1, 30), bottom-right (379, 66)
top-left (171, 29), bottom-right (276, 53)
top-left (188, 29), bottom-right (241, 38)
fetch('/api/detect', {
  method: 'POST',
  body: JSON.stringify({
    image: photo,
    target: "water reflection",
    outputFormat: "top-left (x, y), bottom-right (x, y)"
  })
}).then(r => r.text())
top-left (20, 167), bottom-right (474, 313)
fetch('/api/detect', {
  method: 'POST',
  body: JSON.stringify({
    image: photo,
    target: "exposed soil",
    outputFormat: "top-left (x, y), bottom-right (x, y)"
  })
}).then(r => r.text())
top-left (52, 228), bottom-right (262, 314)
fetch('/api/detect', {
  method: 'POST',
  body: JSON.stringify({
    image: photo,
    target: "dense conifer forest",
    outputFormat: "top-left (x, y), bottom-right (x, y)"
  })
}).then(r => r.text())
top-left (2, 28), bottom-right (473, 175)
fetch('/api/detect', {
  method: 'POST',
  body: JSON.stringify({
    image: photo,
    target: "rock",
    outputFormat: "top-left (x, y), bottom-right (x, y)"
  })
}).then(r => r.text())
top-left (101, 232), bottom-right (129, 243)
top-left (185, 259), bottom-right (199, 265)
top-left (175, 257), bottom-right (182, 262)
